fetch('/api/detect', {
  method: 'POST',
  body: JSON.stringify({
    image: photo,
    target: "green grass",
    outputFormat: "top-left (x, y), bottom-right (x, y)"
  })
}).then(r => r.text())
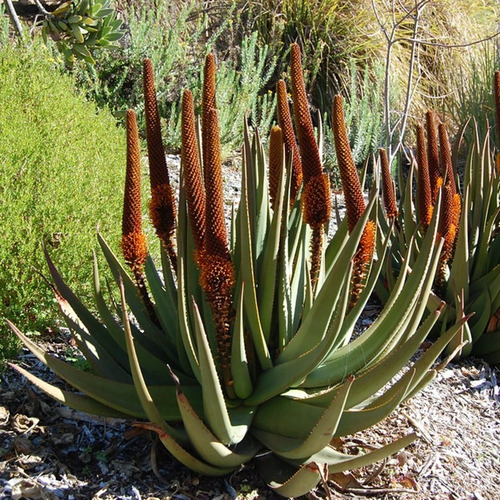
top-left (0, 41), bottom-right (126, 362)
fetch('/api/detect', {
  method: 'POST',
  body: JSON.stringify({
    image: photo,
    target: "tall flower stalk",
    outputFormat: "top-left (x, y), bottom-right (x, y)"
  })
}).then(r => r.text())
top-left (185, 55), bottom-right (236, 397)
top-left (289, 43), bottom-right (331, 288)
top-left (181, 89), bottom-right (206, 255)
top-left (276, 79), bottom-right (303, 207)
top-left (121, 109), bottom-right (157, 323)
top-left (143, 58), bottom-right (177, 272)
top-left (332, 95), bottom-right (375, 305)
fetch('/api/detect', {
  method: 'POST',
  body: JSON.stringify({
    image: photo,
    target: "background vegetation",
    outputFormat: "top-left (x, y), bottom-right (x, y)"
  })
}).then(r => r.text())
top-left (0, 40), bottom-right (125, 361)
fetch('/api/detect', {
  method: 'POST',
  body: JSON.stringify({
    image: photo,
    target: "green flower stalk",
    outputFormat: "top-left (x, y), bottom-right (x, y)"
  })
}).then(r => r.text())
top-left (143, 58), bottom-right (177, 272)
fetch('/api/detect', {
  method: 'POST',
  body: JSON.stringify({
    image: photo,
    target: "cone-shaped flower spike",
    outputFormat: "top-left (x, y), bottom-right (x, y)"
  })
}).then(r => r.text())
top-left (289, 43), bottom-right (331, 287)
top-left (416, 124), bottom-right (433, 230)
top-left (121, 110), bottom-right (157, 324)
top-left (276, 79), bottom-right (303, 206)
top-left (181, 89), bottom-right (206, 255)
top-left (9, 53), bottom-right (465, 497)
top-left (332, 94), bottom-right (375, 304)
top-left (143, 58), bottom-right (177, 272)
top-left (122, 109), bottom-right (148, 273)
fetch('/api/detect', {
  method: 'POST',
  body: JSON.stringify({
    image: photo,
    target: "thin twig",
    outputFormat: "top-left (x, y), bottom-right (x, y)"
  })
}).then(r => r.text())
top-left (395, 31), bottom-right (500, 49)
top-left (33, 0), bottom-right (50, 16)
top-left (4, 0), bottom-right (24, 40)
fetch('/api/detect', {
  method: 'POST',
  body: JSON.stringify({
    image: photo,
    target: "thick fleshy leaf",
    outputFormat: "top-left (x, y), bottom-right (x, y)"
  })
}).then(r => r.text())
top-left (135, 422), bottom-right (235, 477)
top-left (231, 283), bottom-right (254, 399)
top-left (175, 384), bottom-right (260, 468)
top-left (97, 233), bottom-right (178, 362)
top-left (236, 141), bottom-right (272, 370)
top-left (192, 299), bottom-right (253, 445)
top-left (7, 319), bottom-right (198, 419)
top-left (303, 211), bottom-right (442, 387)
top-left (9, 363), bottom-right (129, 418)
top-left (277, 195), bottom-right (377, 364)
top-left (256, 454), bottom-right (322, 498)
top-left (251, 375), bottom-right (353, 460)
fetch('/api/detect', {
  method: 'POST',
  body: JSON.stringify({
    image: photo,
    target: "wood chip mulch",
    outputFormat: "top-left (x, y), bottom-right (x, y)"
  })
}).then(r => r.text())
top-left (1, 327), bottom-right (499, 500)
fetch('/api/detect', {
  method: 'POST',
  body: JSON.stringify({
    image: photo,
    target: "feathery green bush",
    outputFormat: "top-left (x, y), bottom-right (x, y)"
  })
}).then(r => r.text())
top-left (0, 42), bottom-right (125, 362)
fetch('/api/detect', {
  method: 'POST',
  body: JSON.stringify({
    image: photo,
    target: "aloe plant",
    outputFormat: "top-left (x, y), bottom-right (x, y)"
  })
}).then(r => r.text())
top-left (9, 46), bottom-right (462, 496)
top-left (378, 75), bottom-right (500, 362)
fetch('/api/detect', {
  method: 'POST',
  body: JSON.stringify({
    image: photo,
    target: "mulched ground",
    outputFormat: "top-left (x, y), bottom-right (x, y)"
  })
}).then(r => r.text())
top-left (1, 324), bottom-right (499, 500)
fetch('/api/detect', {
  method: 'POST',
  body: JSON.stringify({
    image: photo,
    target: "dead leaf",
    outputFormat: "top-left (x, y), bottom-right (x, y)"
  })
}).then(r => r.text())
top-left (329, 471), bottom-right (362, 491)
top-left (11, 414), bottom-right (39, 434)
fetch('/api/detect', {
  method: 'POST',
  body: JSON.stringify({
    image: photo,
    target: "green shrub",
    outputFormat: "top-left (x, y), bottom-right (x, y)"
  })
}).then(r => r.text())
top-left (74, 1), bottom-right (277, 154)
top-left (0, 41), bottom-right (125, 361)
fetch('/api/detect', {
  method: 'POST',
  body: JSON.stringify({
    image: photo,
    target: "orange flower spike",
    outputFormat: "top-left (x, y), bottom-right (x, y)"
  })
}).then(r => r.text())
top-left (437, 183), bottom-right (460, 288)
top-left (351, 220), bottom-right (376, 305)
top-left (289, 43), bottom-right (323, 183)
top-left (332, 94), bottom-right (365, 233)
top-left (143, 58), bottom-right (177, 270)
top-left (425, 111), bottom-right (441, 199)
top-left (276, 79), bottom-right (303, 206)
top-left (303, 172), bottom-right (332, 286)
top-left (203, 107), bottom-right (230, 260)
top-left (494, 71), bottom-right (500, 174)
top-left (379, 148), bottom-right (397, 219)
top-left (416, 124), bottom-right (432, 230)
top-left (269, 125), bottom-right (284, 210)
top-left (122, 110), bottom-right (158, 325)
top-left (438, 122), bottom-right (457, 196)
top-left (122, 109), bottom-right (148, 271)
top-left (181, 89), bottom-right (206, 254)
top-left (202, 54), bottom-right (217, 170)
